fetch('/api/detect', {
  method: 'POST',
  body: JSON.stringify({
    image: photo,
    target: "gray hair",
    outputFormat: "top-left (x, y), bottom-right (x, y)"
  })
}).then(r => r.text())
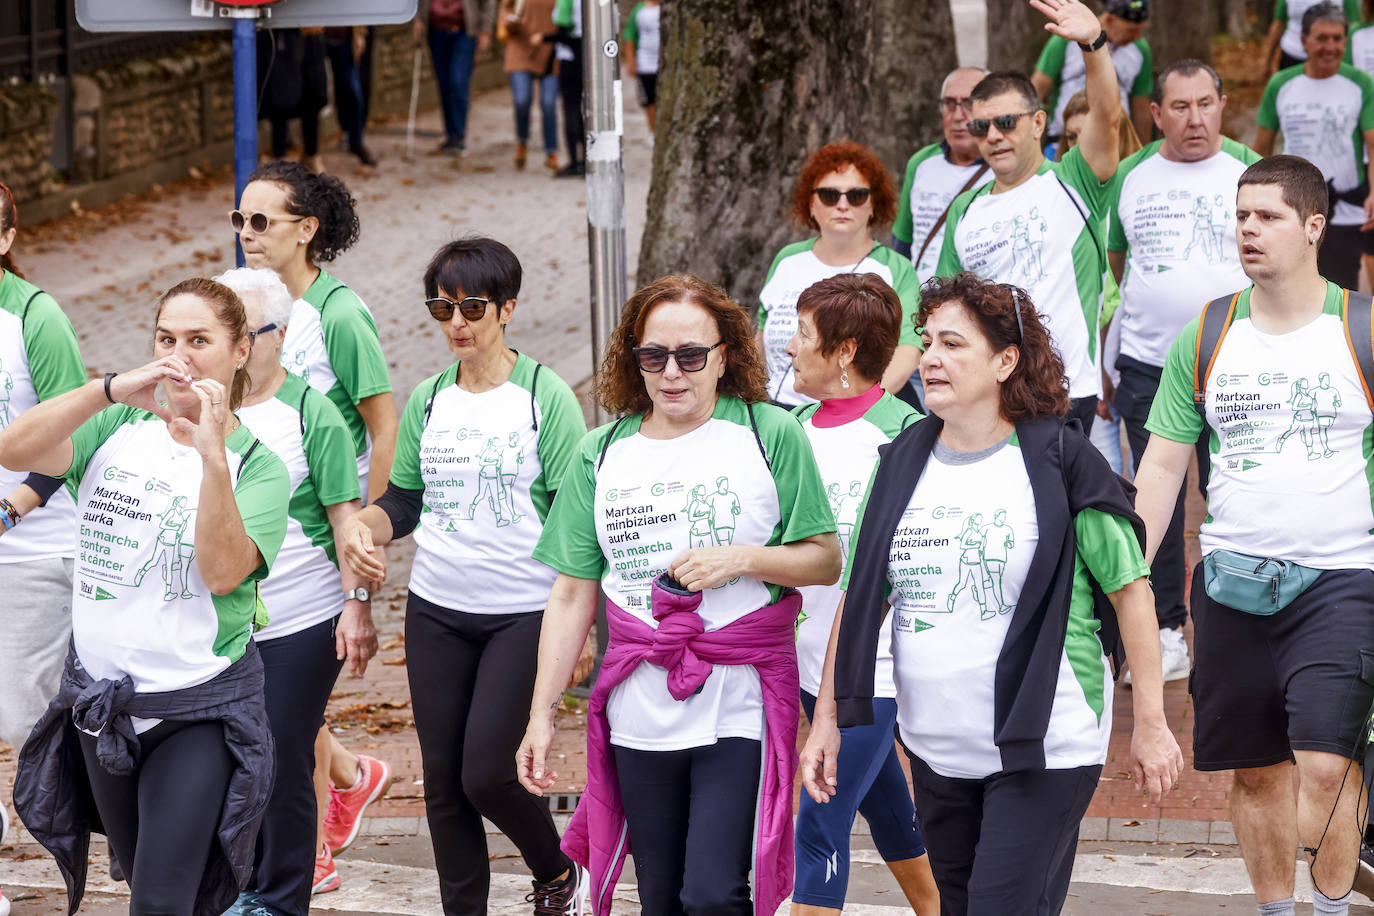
top-left (1151, 59), bottom-right (1224, 105)
top-left (940, 67), bottom-right (988, 98)
top-left (213, 266), bottom-right (294, 330)
top-left (1301, 1), bottom-right (1347, 36)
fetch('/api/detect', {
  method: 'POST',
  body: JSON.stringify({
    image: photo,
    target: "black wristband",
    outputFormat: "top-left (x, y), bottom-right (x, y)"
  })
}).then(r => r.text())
top-left (1078, 29), bottom-right (1108, 53)
top-left (103, 371), bottom-right (117, 404)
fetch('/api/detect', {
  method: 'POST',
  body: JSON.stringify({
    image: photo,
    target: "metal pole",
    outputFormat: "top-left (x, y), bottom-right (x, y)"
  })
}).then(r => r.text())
top-left (231, 15), bottom-right (258, 267)
top-left (582, 0), bottom-right (627, 428)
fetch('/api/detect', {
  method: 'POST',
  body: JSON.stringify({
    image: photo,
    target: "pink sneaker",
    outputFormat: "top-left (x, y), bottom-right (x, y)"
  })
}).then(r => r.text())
top-left (323, 754), bottom-right (392, 854)
top-left (312, 843), bottom-right (340, 895)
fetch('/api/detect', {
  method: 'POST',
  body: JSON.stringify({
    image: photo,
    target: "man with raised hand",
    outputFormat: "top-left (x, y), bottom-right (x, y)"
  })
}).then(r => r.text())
top-left (1136, 155), bottom-right (1374, 916)
top-left (937, 0), bottom-right (1122, 432)
top-left (1106, 58), bottom-right (1260, 687)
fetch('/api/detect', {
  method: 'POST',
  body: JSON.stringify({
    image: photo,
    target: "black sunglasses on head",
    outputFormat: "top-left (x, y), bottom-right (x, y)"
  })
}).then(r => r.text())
top-left (632, 341), bottom-right (723, 373)
top-left (812, 187), bottom-right (872, 207)
top-left (426, 296), bottom-right (495, 322)
top-left (967, 110), bottom-right (1038, 139)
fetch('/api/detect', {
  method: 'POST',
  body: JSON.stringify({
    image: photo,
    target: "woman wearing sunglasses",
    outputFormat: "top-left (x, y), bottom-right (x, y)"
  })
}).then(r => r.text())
top-left (2, 277), bottom-right (289, 916)
top-left (340, 237), bottom-right (589, 915)
top-left (216, 267), bottom-right (374, 916)
top-left (800, 273), bottom-right (1181, 914)
top-left (758, 141), bottom-right (921, 408)
top-left (783, 273), bottom-right (939, 916)
top-left (517, 275), bottom-right (840, 916)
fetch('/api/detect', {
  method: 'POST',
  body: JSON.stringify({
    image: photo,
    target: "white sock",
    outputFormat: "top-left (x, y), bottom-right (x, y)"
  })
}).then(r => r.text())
top-left (1312, 888), bottom-right (1352, 915)
top-left (1257, 898), bottom-right (1296, 916)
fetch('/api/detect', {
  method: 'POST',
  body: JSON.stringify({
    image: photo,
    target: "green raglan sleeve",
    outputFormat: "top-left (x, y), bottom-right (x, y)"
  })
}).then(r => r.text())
top-left (934, 193), bottom-right (971, 278)
top-left (22, 294), bottom-right (86, 401)
top-left (622, 2), bottom-right (642, 42)
top-left (1106, 154), bottom-right (1137, 253)
top-left (302, 388), bottom-right (362, 507)
top-left (1275, 0), bottom-right (1288, 22)
top-left (892, 151), bottom-right (923, 245)
top-left (1221, 136), bottom-right (1263, 166)
top-left (233, 439), bottom-right (291, 580)
top-left (1059, 144), bottom-right (1112, 219)
top-left (65, 404), bottom-right (140, 496)
top-left (533, 367), bottom-right (588, 494)
top-left (876, 249), bottom-right (923, 348)
top-left (531, 429), bottom-right (608, 580)
top-left (321, 291), bottom-right (393, 405)
top-left (1346, 0), bottom-right (1363, 26)
top-left (1355, 67), bottom-right (1374, 129)
top-left (388, 376), bottom-right (434, 491)
top-left (1035, 34), bottom-right (1069, 83)
top-left (1257, 74), bottom-right (1282, 130)
top-left (1073, 508), bottom-right (1149, 593)
top-left (1130, 41), bottom-right (1154, 97)
top-left (760, 406), bottom-right (836, 545)
top-left (1145, 316), bottom-right (1206, 443)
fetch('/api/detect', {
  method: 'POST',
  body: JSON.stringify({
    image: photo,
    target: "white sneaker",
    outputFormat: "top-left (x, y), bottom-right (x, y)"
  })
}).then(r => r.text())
top-left (1160, 627), bottom-right (1191, 683)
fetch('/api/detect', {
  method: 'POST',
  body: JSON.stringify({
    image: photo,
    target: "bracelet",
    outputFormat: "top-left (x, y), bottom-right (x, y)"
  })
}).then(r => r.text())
top-left (103, 371), bottom-right (117, 404)
top-left (0, 498), bottom-right (19, 531)
top-left (1078, 29), bottom-right (1108, 53)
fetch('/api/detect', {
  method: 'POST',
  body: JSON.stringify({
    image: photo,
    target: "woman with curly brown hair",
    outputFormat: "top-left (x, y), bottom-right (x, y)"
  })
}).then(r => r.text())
top-left (800, 272), bottom-right (1182, 915)
top-left (758, 141), bottom-right (922, 408)
top-left (517, 275), bottom-right (840, 916)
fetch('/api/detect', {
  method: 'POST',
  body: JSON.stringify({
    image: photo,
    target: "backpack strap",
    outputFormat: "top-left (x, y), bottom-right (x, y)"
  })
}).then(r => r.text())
top-left (530, 362), bottom-right (542, 432)
top-left (792, 402), bottom-right (821, 424)
top-left (421, 367), bottom-right (452, 429)
top-left (21, 290), bottom-right (42, 324)
top-left (237, 437), bottom-right (261, 477)
top-left (745, 401), bottom-right (773, 472)
top-left (596, 416), bottom-right (631, 472)
top-left (1192, 292), bottom-right (1241, 422)
top-left (319, 284), bottom-right (347, 313)
top-left (298, 381), bottom-right (310, 438)
top-left (1341, 289), bottom-right (1374, 412)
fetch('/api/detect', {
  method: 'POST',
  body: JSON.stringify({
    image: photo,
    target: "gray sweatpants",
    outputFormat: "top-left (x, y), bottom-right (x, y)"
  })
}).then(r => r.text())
top-left (0, 557), bottom-right (73, 750)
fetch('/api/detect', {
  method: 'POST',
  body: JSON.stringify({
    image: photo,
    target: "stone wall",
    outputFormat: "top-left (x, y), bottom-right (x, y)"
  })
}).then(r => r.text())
top-left (0, 84), bottom-right (59, 202)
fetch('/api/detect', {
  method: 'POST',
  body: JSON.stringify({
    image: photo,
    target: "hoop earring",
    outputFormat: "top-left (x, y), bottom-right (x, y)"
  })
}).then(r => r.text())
top-left (840, 368), bottom-right (851, 389)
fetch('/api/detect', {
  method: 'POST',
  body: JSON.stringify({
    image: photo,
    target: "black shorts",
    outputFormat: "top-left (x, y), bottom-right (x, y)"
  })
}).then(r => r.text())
top-left (1318, 223), bottom-right (1365, 289)
top-left (637, 72), bottom-right (658, 107)
top-left (1190, 563), bottom-right (1374, 770)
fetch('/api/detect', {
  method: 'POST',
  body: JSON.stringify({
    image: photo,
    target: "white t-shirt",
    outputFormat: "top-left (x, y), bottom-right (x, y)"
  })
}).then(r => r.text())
top-left (1036, 35), bottom-right (1153, 138)
top-left (1350, 24), bottom-right (1374, 76)
top-left (894, 144), bottom-right (993, 282)
top-left (624, 2), bottom-right (660, 74)
top-left (1109, 139), bottom-right (1260, 368)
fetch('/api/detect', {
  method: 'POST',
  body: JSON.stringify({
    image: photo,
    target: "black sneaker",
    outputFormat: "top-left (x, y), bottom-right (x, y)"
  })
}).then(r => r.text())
top-left (350, 144), bottom-right (378, 166)
top-left (554, 162), bottom-right (585, 179)
top-left (526, 862), bottom-right (589, 916)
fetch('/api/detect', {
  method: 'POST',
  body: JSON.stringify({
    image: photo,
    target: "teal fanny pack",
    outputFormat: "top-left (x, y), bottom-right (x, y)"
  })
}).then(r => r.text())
top-left (1202, 550), bottom-right (1324, 616)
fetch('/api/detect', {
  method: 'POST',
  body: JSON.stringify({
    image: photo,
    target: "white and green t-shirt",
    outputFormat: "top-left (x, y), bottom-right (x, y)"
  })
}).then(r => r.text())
top-left (893, 144), bottom-right (993, 282)
top-left (1348, 22), bottom-right (1374, 75)
top-left (237, 373), bottom-right (360, 640)
top-left (843, 434), bottom-right (1147, 778)
top-left (794, 392), bottom-right (919, 698)
top-left (938, 146), bottom-right (1111, 398)
top-left (1147, 283), bottom-right (1374, 569)
top-left (758, 240), bottom-right (920, 406)
top-left (534, 396), bottom-right (835, 751)
top-left (391, 352), bottom-right (585, 615)
top-left (1257, 64), bottom-right (1374, 226)
top-left (1108, 138), bottom-right (1261, 368)
top-left (281, 269), bottom-right (393, 493)
top-left (1034, 34), bottom-right (1154, 139)
top-left (0, 271), bottom-right (86, 564)
top-left (64, 406), bottom-right (289, 721)
top-left (622, 1), bottom-right (660, 74)
top-left (1278, 0), bottom-right (1362, 60)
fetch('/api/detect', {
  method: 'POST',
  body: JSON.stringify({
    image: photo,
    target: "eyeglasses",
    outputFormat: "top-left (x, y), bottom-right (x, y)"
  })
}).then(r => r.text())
top-left (967, 111), bottom-right (1038, 138)
top-left (632, 341), bottom-right (723, 373)
top-left (425, 295), bottom-right (495, 322)
top-left (248, 322), bottom-right (278, 343)
top-left (940, 97), bottom-right (974, 116)
top-left (812, 187), bottom-right (872, 207)
top-left (229, 210), bottom-right (305, 234)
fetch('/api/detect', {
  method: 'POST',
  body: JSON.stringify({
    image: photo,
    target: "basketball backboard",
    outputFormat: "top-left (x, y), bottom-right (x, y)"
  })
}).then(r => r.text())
top-left (75, 0), bottom-right (418, 32)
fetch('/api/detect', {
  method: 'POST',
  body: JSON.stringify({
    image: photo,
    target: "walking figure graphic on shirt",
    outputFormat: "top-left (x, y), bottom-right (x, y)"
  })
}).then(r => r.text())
top-left (685, 485), bottom-right (714, 548)
top-left (1010, 209), bottom-right (1048, 286)
top-left (0, 359), bottom-right (12, 425)
top-left (285, 349), bottom-right (311, 384)
top-left (1318, 108), bottom-right (1347, 159)
top-left (1275, 378), bottom-right (1326, 460)
top-left (831, 480), bottom-right (864, 559)
top-left (981, 510), bottom-right (1016, 613)
top-left (498, 431), bottom-right (525, 525)
top-left (470, 436), bottom-right (520, 526)
top-left (1182, 195), bottom-right (1226, 265)
top-left (133, 494), bottom-right (197, 600)
top-left (708, 476), bottom-right (740, 546)
top-left (949, 514), bottom-right (988, 615)
top-left (948, 510), bottom-right (1016, 619)
top-left (1311, 373), bottom-right (1342, 458)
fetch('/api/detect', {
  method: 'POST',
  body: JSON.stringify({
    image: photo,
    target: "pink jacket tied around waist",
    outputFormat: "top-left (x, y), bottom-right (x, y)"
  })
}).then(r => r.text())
top-left (562, 576), bottom-right (802, 916)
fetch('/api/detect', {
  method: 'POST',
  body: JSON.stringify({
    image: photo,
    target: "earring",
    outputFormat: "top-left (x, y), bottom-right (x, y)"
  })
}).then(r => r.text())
top-left (840, 368), bottom-right (851, 389)
top-left (236, 364), bottom-right (244, 371)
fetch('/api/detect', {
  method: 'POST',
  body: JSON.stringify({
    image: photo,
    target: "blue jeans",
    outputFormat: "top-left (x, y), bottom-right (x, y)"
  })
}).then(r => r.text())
top-left (428, 27), bottom-right (477, 147)
top-left (1088, 399), bottom-right (1127, 476)
top-left (509, 71), bottom-right (560, 153)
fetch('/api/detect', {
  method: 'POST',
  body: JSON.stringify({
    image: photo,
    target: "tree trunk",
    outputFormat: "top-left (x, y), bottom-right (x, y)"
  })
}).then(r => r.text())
top-left (1145, 0), bottom-right (1216, 66)
top-left (986, 0), bottom-right (1042, 73)
top-left (636, 0), bottom-right (957, 307)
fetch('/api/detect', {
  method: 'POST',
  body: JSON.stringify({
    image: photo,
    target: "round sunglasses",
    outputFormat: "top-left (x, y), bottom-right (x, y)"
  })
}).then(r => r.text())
top-left (426, 296), bottom-right (495, 322)
top-left (812, 187), bottom-right (872, 207)
top-left (228, 210), bottom-right (305, 234)
top-left (632, 341), bottom-right (723, 373)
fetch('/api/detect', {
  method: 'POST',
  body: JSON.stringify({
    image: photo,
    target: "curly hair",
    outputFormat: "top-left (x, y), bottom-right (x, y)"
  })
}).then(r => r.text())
top-left (247, 160), bottom-right (360, 263)
top-left (156, 278), bottom-right (252, 411)
top-left (916, 272), bottom-right (1069, 423)
top-left (795, 273), bottom-right (901, 384)
top-left (594, 275), bottom-right (769, 416)
top-left (789, 141), bottom-right (898, 232)
top-left (0, 181), bottom-right (21, 279)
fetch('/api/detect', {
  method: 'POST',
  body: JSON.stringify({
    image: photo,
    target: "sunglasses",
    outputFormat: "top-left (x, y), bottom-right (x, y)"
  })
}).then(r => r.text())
top-left (967, 110), bottom-right (1038, 138)
top-left (248, 322), bottom-right (278, 343)
top-left (939, 97), bottom-right (973, 116)
top-left (812, 187), bottom-right (872, 207)
top-left (425, 295), bottom-right (495, 322)
top-left (229, 210), bottom-right (305, 234)
top-left (632, 341), bottom-right (723, 373)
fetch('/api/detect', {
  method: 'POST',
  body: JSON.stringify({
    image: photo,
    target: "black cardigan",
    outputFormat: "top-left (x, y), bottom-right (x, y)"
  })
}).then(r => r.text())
top-left (834, 415), bottom-right (1145, 773)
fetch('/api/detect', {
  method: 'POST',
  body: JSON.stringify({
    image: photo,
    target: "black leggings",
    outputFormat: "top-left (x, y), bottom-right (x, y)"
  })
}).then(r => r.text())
top-left (557, 41), bottom-right (584, 165)
top-left (252, 617), bottom-right (344, 916)
top-left (79, 719), bottom-right (235, 916)
top-left (405, 591), bottom-right (569, 914)
top-left (613, 737), bottom-right (762, 916)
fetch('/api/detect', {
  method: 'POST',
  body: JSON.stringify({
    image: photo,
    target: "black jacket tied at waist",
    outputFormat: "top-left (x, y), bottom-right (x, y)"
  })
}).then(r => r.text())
top-left (834, 415), bottom-right (1145, 773)
top-left (14, 641), bottom-right (276, 916)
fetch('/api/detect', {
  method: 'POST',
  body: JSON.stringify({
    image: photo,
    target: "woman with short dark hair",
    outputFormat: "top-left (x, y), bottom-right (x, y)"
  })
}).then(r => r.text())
top-left (802, 273), bottom-right (1182, 914)
top-left (341, 237), bottom-right (588, 915)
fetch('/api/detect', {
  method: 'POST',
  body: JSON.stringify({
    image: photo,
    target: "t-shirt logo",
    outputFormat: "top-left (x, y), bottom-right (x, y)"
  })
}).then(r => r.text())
top-left (132, 493), bottom-right (198, 601)
top-left (285, 349), bottom-right (311, 384)
top-left (1275, 374), bottom-right (1342, 461)
top-left (0, 358), bottom-right (13, 426)
top-left (951, 509), bottom-right (1016, 621)
top-left (1009, 209), bottom-right (1049, 286)
top-left (826, 478), bottom-right (866, 560)
top-left (447, 433), bottom-right (525, 529)
top-left (684, 476), bottom-right (742, 587)
top-left (1181, 194), bottom-right (1229, 266)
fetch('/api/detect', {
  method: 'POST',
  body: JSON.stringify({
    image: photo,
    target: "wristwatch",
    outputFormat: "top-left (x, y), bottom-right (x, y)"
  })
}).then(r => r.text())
top-left (1079, 29), bottom-right (1108, 53)
top-left (344, 586), bottom-right (371, 602)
